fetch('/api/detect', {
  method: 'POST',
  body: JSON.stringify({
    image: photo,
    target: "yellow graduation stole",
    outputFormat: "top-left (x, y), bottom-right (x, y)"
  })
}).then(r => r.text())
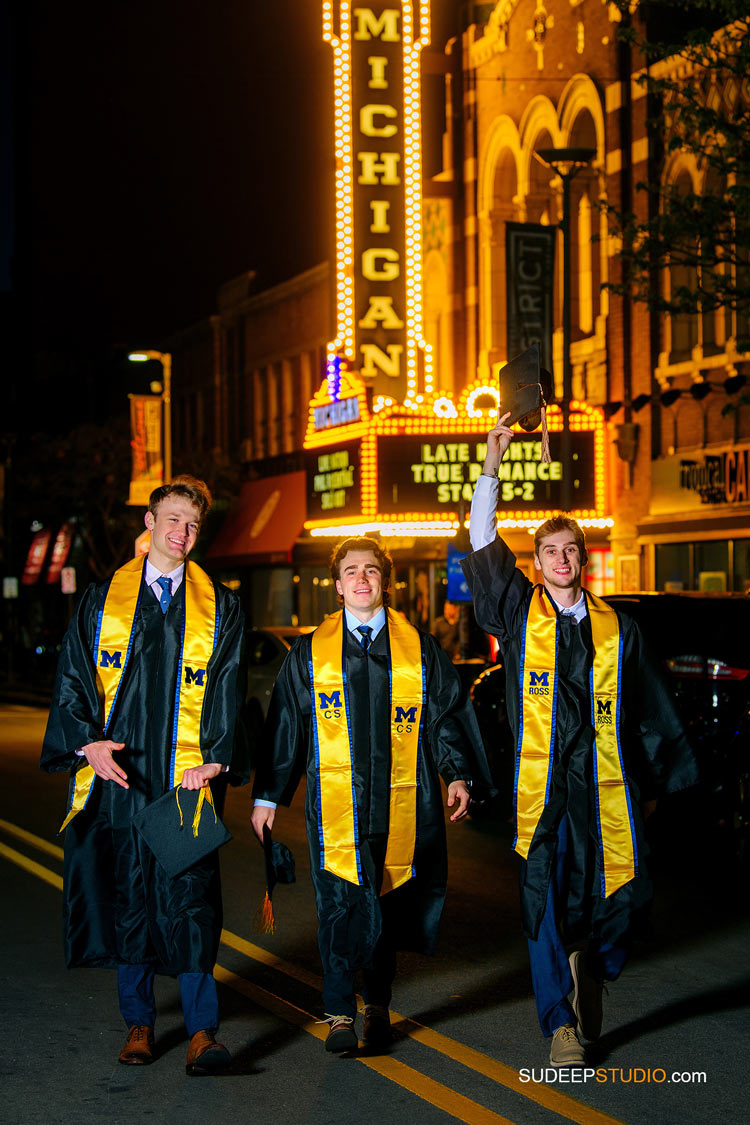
top-left (59, 556), bottom-right (218, 832)
top-left (309, 608), bottom-right (424, 892)
top-left (514, 586), bottom-right (638, 898)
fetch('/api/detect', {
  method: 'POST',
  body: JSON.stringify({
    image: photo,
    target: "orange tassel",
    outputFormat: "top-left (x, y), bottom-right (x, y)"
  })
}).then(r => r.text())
top-left (254, 892), bottom-right (276, 935)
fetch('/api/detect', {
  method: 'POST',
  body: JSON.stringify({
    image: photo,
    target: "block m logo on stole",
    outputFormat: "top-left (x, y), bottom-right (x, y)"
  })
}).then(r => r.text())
top-left (99, 650), bottom-right (122, 669)
top-left (394, 706), bottom-right (418, 724)
top-left (184, 666), bottom-right (206, 687)
top-left (596, 696), bottom-right (614, 725)
top-left (528, 670), bottom-right (550, 696)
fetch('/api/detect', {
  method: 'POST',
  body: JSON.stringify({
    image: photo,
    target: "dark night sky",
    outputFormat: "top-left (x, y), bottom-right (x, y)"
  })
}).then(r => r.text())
top-left (17, 1), bottom-right (458, 364)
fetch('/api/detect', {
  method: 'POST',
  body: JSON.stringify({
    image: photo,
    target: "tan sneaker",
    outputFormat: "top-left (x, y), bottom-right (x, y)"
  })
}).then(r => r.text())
top-left (323, 1014), bottom-right (358, 1053)
top-left (569, 950), bottom-right (604, 1041)
top-left (549, 1024), bottom-right (586, 1065)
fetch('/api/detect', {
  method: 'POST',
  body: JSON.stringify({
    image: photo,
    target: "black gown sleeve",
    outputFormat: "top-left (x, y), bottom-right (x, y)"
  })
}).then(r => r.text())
top-left (621, 615), bottom-right (698, 798)
top-left (200, 585), bottom-right (250, 783)
top-left (422, 634), bottom-right (496, 798)
top-left (40, 584), bottom-right (104, 773)
top-left (253, 635), bottom-right (311, 806)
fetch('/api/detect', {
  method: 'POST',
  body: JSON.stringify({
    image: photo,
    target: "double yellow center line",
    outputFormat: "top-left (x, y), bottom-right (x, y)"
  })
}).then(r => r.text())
top-left (0, 817), bottom-right (622, 1125)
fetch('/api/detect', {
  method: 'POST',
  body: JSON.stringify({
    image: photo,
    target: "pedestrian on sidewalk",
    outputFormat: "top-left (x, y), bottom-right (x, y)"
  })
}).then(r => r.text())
top-left (41, 475), bottom-right (249, 1075)
top-left (251, 536), bottom-right (491, 1053)
top-left (462, 412), bottom-right (696, 1065)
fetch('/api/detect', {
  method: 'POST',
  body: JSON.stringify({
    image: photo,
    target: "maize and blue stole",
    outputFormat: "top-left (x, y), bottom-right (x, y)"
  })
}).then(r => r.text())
top-left (59, 556), bottom-right (218, 832)
top-left (513, 585), bottom-right (637, 898)
top-left (308, 608), bottom-right (425, 892)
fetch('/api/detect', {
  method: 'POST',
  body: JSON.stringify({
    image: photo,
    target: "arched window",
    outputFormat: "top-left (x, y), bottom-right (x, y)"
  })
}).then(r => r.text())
top-left (489, 149), bottom-right (518, 356)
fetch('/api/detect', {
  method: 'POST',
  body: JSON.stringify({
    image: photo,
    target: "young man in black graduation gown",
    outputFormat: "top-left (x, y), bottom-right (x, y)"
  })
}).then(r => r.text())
top-left (251, 537), bottom-right (490, 1052)
top-left (41, 476), bottom-right (248, 1074)
top-left (462, 413), bottom-right (696, 1065)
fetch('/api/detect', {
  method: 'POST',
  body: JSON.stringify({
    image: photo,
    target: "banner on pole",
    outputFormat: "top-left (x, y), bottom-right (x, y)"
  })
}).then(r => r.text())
top-left (128, 395), bottom-right (163, 506)
top-left (505, 222), bottom-right (556, 374)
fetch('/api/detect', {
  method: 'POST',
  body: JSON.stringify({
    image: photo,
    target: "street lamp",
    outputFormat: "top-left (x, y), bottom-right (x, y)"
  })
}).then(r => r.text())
top-left (535, 147), bottom-right (596, 511)
top-left (128, 350), bottom-right (172, 483)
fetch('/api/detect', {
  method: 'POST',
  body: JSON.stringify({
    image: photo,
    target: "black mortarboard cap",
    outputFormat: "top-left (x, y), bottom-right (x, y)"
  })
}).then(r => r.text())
top-left (498, 343), bottom-right (554, 432)
top-left (255, 823), bottom-right (296, 934)
top-left (132, 786), bottom-right (232, 878)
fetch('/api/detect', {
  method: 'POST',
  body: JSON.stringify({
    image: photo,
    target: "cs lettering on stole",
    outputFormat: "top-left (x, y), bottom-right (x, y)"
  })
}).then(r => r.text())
top-left (595, 697), bottom-right (614, 726)
top-left (528, 670), bottom-right (550, 696)
top-left (394, 704), bottom-right (417, 733)
top-left (318, 690), bottom-right (343, 720)
top-left (100, 650), bottom-right (122, 669)
top-left (184, 666), bottom-right (206, 687)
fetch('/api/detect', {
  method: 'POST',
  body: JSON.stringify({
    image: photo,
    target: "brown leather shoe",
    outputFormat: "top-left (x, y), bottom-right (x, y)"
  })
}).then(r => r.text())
top-left (119, 1024), bottom-right (155, 1065)
top-left (185, 1029), bottom-right (231, 1076)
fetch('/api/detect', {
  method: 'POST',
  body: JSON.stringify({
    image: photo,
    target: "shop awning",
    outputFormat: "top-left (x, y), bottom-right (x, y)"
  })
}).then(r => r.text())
top-left (206, 471), bottom-right (306, 567)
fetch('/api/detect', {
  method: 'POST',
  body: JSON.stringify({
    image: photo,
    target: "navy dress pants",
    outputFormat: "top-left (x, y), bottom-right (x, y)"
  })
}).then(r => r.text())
top-left (117, 965), bottom-right (219, 1037)
top-left (527, 817), bottom-right (628, 1037)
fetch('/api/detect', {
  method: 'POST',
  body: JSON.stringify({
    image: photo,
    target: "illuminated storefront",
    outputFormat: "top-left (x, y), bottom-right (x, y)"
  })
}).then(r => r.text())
top-left (638, 442), bottom-right (750, 593)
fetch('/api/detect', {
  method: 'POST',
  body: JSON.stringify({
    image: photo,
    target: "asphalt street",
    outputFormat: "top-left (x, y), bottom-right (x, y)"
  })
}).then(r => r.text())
top-left (1, 701), bottom-right (748, 1125)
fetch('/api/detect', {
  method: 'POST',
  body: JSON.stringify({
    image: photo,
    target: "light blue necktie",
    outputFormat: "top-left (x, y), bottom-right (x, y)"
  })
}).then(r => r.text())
top-left (357, 624), bottom-right (373, 652)
top-left (156, 575), bottom-right (172, 614)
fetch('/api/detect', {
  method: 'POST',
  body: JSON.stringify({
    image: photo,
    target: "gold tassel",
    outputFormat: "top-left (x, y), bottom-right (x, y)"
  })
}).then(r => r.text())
top-left (191, 786), bottom-right (217, 837)
top-left (254, 891), bottom-right (276, 935)
top-left (175, 784), bottom-right (217, 836)
top-left (540, 400), bottom-right (551, 464)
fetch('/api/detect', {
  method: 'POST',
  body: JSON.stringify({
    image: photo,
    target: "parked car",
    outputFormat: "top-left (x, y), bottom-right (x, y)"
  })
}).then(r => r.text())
top-left (245, 626), bottom-right (314, 726)
top-left (469, 592), bottom-right (750, 866)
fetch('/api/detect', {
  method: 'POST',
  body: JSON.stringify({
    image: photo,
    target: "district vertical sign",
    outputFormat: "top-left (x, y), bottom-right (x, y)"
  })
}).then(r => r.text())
top-left (505, 222), bottom-right (555, 374)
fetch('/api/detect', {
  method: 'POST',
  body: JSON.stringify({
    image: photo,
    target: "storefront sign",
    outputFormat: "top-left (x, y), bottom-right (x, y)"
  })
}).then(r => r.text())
top-left (651, 444), bottom-right (750, 513)
top-left (305, 441), bottom-right (362, 520)
top-left (376, 433), bottom-right (592, 514)
top-left (313, 395), bottom-right (361, 432)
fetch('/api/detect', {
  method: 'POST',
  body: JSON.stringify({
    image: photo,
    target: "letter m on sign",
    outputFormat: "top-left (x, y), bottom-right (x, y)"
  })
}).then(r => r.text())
top-left (529, 671), bottom-right (549, 687)
top-left (394, 706), bottom-right (417, 724)
top-left (185, 667), bottom-right (206, 687)
top-left (318, 690), bottom-right (342, 710)
top-left (100, 650), bottom-right (122, 669)
top-left (597, 698), bottom-right (612, 716)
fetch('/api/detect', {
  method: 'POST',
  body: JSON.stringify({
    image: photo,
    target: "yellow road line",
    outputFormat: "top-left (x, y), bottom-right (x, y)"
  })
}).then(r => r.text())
top-left (394, 1017), bottom-right (623, 1125)
top-left (1, 821), bottom-right (624, 1125)
top-left (215, 965), bottom-right (515, 1125)
top-left (220, 927), bottom-right (321, 990)
top-left (219, 928), bottom-right (622, 1125)
top-left (0, 818), bottom-right (64, 861)
top-left (0, 842), bottom-right (63, 891)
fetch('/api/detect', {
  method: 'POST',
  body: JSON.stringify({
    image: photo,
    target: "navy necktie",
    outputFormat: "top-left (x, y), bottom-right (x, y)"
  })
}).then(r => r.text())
top-left (156, 575), bottom-right (172, 614)
top-left (357, 624), bottom-right (373, 652)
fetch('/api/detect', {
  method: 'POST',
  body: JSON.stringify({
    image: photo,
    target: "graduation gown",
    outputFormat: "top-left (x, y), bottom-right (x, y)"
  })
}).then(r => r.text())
top-left (462, 537), bottom-right (696, 944)
top-left (40, 572), bottom-right (248, 974)
top-left (253, 614), bottom-right (490, 975)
